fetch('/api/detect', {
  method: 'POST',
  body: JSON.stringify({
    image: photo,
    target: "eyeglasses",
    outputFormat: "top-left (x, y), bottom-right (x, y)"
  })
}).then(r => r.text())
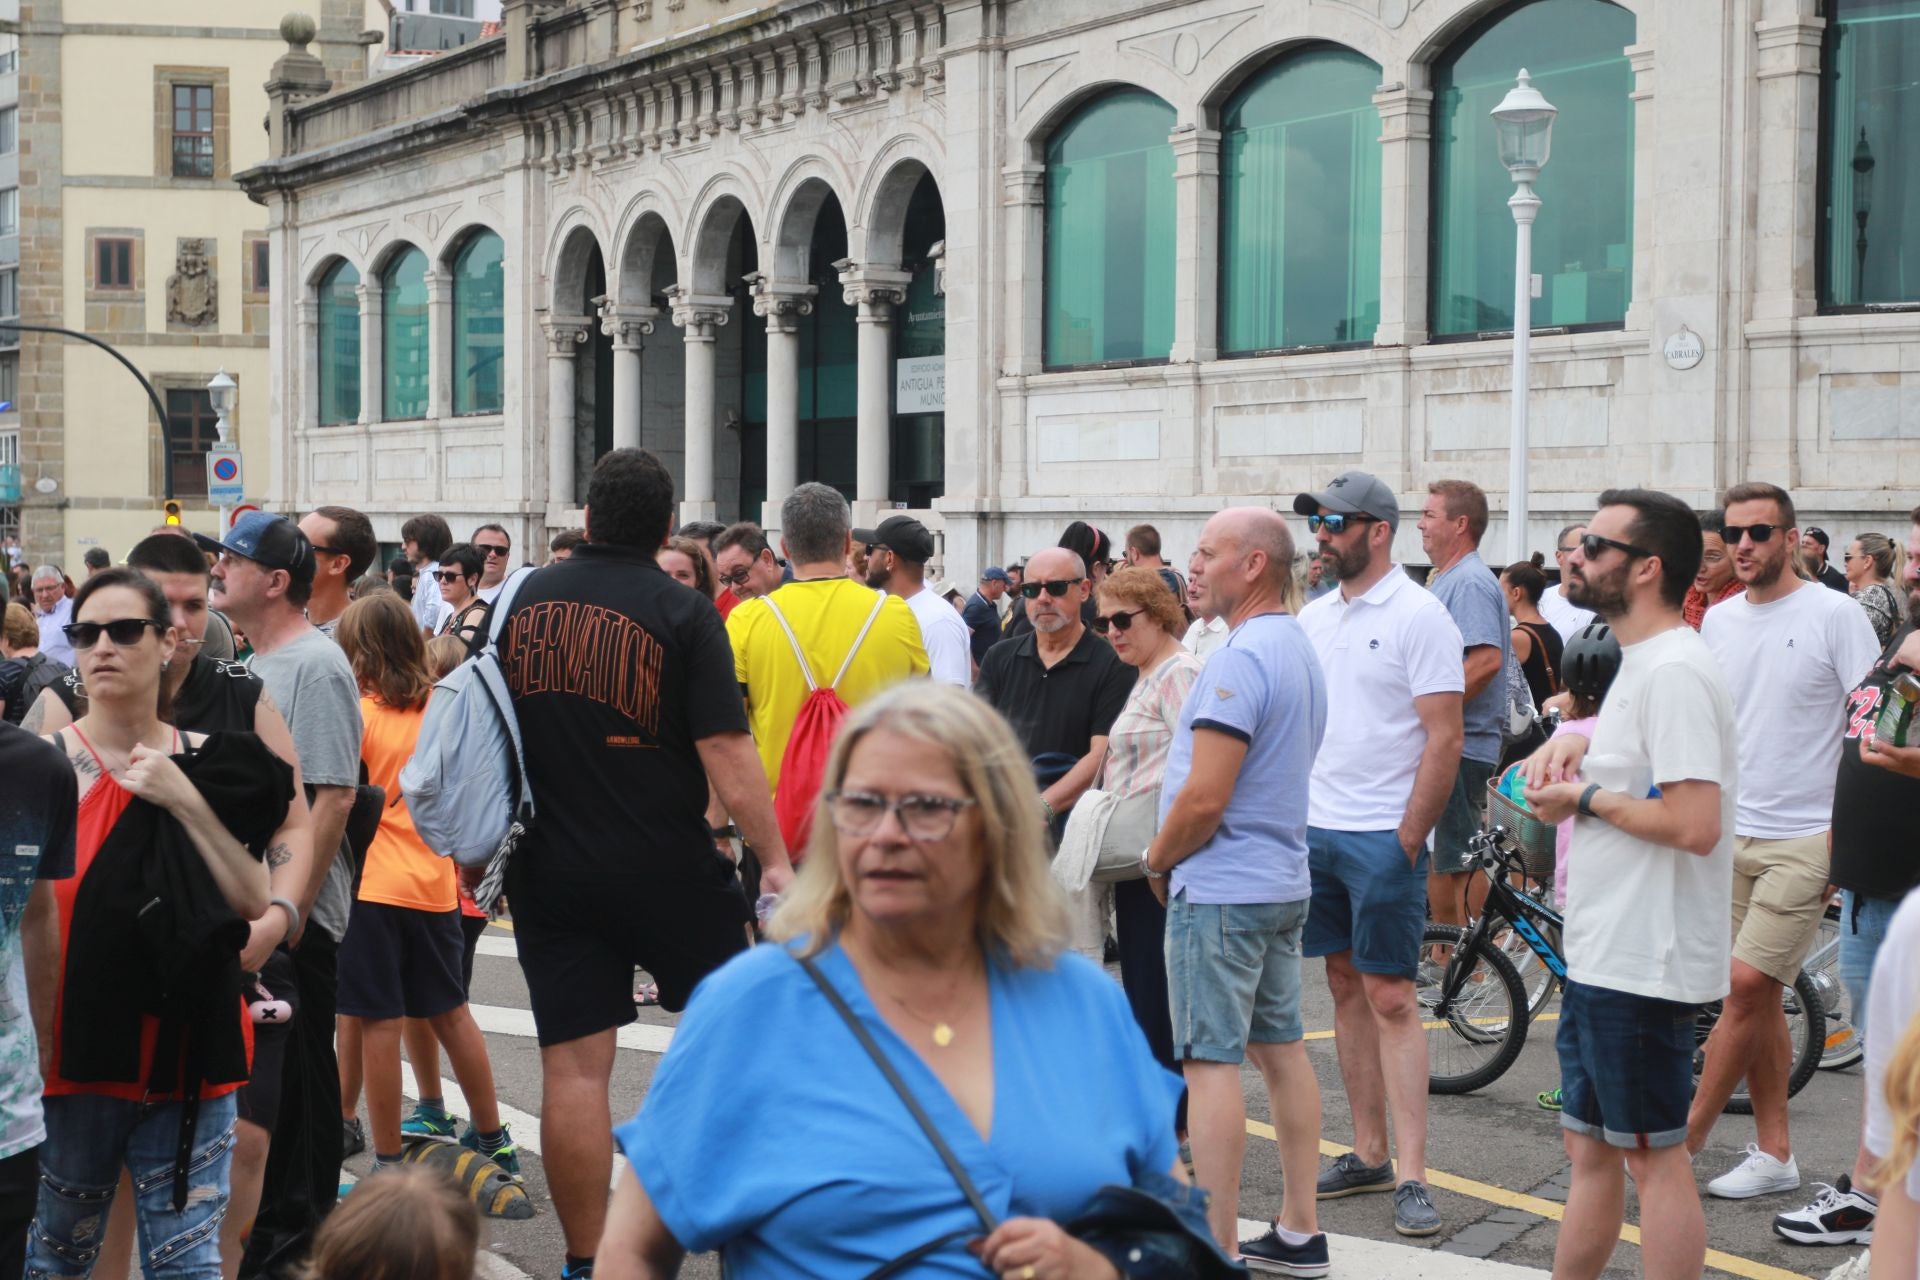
top-left (1556, 544), bottom-right (1579, 555)
top-left (1092, 608), bottom-right (1146, 634)
top-left (64, 618), bottom-right (164, 649)
top-left (1579, 532), bottom-right (1655, 561)
top-left (1019, 578), bottom-right (1082, 599)
top-left (433, 570), bottom-right (468, 584)
top-left (1306, 513), bottom-right (1375, 535)
top-left (309, 544), bottom-right (347, 558)
top-left (476, 544), bottom-right (510, 559)
top-left (825, 790), bottom-right (979, 841)
top-left (1721, 523), bottom-right (1787, 546)
top-left (717, 567), bottom-right (754, 588)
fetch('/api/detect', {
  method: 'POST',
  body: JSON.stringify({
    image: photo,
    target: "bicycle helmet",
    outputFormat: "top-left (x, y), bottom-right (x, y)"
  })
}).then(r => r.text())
top-left (1562, 621), bottom-right (1622, 699)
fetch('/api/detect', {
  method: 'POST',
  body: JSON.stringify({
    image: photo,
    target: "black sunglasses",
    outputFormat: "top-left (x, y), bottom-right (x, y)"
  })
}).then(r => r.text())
top-left (309, 544), bottom-right (347, 558)
top-left (1092, 608), bottom-right (1146, 634)
top-left (1306, 513), bottom-right (1375, 535)
top-left (1721, 523), bottom-right (1786, 545)
top-left (1020, 578), bottom-right (1083, 599)
top-left (1580, 532), bottom-right (1655, 561)
top-left (433, 570), bottom-right (469, 584)
top-left (65, 618), bottom-right (164, 649)
top-left (475, 544), bottom-right (510, 558)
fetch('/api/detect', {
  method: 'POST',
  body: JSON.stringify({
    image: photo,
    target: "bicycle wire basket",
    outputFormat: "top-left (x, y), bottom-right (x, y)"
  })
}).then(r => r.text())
top-left (1484, 778), bottom-right (1560, 883)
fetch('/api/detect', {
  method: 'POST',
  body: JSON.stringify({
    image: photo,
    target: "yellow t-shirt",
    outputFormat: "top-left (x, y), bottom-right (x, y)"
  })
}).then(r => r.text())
top-left (727, 579), bottom-right (930, 793)
top-left (356, 695), bottom-right (458, 913)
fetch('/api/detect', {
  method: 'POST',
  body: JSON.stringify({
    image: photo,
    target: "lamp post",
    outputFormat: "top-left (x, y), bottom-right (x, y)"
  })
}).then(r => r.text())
top-left (1491, 69), bottom-right (1556, 564)
top-left (1853, 126), bottom-right (1875, 302)
top-left (207, 368), bottom-right (237, 530)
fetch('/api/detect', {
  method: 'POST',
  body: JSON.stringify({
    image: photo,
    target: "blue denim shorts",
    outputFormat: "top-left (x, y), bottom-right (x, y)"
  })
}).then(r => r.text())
top-left (1432, 758), bottom-right (1497, 875)
top-left (1303, 827), bottom-right (1428, 980)
top-left (1556, 980), bottom-right (1697, 1150)
top-left (1165, 892), bottom-right (1310, 1063)
top-left (1841, 890), bottom-right (1901, 1040)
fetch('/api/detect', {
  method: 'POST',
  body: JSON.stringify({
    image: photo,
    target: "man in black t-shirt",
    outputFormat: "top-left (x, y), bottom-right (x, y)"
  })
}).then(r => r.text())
top-left (496, 448), bottom-right (791, 1280)
top-left (1772, 512), bottom-right (1920, 1250)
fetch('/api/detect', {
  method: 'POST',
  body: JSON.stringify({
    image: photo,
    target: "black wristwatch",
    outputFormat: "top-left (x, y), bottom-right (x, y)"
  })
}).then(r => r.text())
top-left (1576, 784), bottom-right (1602, 818)
top-left (711, 823), bottom-right (739, 841)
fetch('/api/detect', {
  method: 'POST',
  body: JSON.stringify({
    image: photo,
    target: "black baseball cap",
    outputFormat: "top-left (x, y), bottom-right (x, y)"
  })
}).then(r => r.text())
top-left (853, 514), bottom-right (936, 564)
top-left (194, 512), bottom-right (315, 587)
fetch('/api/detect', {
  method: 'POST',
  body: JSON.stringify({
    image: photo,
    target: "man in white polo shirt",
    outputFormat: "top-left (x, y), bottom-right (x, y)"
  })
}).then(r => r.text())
top-left (858, 514), bottom-right (971, 687)
top-left (1293, 471), bottom-right (1464, 1240)
top-left (1691, 481), bottom-right (1880, 1198)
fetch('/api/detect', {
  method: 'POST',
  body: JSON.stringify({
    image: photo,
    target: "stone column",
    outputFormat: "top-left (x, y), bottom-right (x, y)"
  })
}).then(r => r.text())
top-left (543, 317), bottom-right (589, 512)
top-left (1751, 13), bottom-right (1824, 321)
top-left (355, 281), bottom-right (384, 425)
top-left (296, 298), bottom-right (319, 430)
top-left (425, 267), bottom-right (452, 420)
top-left (1169, 125), bottom-right (1221, 364)
top-left (1373, 81), bottom-right (1434, 349)
top-left (598, 299), bottom-right (657, 452)
top-left (837, 262), bottom-right (912, 523)
top-left (748, 276), bottom-right (817, 533)
top-left (1001, 163), bottom-right (1047, 376)
top-left (667, 288), bottom-right (733, 524)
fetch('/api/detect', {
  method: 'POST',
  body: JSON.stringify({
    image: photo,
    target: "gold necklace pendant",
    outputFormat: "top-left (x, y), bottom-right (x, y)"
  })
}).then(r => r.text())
top-left (931, 1023), bottom-right (955, 1048)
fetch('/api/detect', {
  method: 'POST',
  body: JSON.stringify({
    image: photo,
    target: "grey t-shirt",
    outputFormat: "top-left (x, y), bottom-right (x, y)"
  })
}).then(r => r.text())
top-left (247, 628), bottom-right (363, 941)
top-left (1429, 549), bottom-right (1513, 765)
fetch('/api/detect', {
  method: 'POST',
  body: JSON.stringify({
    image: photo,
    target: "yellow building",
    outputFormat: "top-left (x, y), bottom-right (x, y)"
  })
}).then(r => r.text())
top-left (13, 0), bottom-right (371, 568)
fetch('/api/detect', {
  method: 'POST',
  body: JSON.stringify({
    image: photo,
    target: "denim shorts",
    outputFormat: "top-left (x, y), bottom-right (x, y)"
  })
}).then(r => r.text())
top-left (1165, 892), bottom-right (1310, 1063)
top-left (1556, 980), bottom-right (1697, 1150)
top-left (1303, 827), bottom-right (1428, 980)
top-left (1842, 890), bottom-right (1903, 1040)
top-left (1432, 758), bottom-right (1497, 875)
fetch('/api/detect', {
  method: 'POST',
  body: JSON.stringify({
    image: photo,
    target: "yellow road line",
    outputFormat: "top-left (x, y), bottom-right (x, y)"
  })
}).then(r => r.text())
top-left (1243, 1121), bottom-right (1810, 1280)
top-left (491, 918), bottom-right (514, 932)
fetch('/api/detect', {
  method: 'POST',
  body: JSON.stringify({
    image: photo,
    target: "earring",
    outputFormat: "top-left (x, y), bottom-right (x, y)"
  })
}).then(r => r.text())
top-left (160, 659), bottom-right (171, 672)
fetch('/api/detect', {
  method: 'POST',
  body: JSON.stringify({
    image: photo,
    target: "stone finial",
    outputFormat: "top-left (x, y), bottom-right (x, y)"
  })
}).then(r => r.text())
top-left (279, 12), bottom-right (317, 49)
top-left (266, 12), bottom-right (333, 159)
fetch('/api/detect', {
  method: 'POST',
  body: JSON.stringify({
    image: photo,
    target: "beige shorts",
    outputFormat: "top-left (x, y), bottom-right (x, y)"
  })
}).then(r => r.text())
top-left (1730, 833), bottom-right (1830, 986)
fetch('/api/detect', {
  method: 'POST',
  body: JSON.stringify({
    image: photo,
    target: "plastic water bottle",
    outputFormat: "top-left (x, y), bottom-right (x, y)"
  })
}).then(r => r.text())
top-left (755, 893), bottom-right (779, 927)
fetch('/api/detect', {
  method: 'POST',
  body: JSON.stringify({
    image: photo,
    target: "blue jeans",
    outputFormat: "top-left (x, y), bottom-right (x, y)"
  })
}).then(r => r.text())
top-left (1841, 890), bottom-right (1904, 1041)
top-left (27, 1092), bottom-right (236, 1279)
top-left (1166, 893), bottom-right (1310, 1063)
top-left (1556, 981), bottom-right (1697, 1150)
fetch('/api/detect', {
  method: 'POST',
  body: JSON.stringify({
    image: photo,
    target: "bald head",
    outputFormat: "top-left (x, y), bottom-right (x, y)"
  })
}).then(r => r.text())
top-left (1214, 508), bottom-right (1295, 587)
top-left (1024, 547), bottom-right (1085, 582)
top-left (1190, 507), bottom-right (1297, 623)
top-left (1022, 547), bottom-right (1089, 637)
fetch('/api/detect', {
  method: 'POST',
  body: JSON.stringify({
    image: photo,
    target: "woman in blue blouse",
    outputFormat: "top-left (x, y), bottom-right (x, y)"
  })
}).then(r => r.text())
top-left (599, 682), bottom-right (1187, 1279)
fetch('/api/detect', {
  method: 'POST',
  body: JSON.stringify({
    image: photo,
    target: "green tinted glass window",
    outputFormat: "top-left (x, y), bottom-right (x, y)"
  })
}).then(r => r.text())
top-left (1822, 0), bottom-right (1920, 306)
top-left (317, 259), bottom-right (360, 427)
top-left (452, 232), bottom-right (505, 414)
top-left (381, 246), bottom-right (428, 421)
top-left (1430, 0), bottom-right (1635, 336)
top-left (1221, 47), bottom-right (1382, 352)
top-left (1044, 90), bottom-right (1177, 366)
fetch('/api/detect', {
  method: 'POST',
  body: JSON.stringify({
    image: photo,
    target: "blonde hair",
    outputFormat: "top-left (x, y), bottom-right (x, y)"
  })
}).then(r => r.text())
top-left (424, 633), bottom-right (468, 682)
top-left (768, 682), bottom-right (1071, 968)
top-left (1875, 1009), bottom-right (1920, 1192)
top-left (303, 1164), bottom-right (478, 1280)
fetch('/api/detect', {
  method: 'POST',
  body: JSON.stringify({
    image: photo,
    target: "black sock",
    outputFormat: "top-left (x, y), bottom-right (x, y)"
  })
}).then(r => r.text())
top-left (564, 1255), bottom-right (594, 1276)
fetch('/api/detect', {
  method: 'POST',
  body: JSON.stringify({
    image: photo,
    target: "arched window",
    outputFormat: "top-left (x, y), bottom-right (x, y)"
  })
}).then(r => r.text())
top-left (316, 259), bottom-right (359, 426)
top-left (1430, 0), bottom-right (1635, 337)
top-left (1822, 0), bottom-right (1920, 307)
top-left (1044, 90), bottom-right (1176, 367)
top-left (452, 230), bottom-right (505, 414)
top-left (1220, 46), bottom-right (1382, 353)
top-left (381, 245), bottom-right (428, 421)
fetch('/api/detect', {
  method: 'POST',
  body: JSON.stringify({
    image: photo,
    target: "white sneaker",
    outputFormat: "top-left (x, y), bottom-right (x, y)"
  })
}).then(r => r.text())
top-left (1822, 1250), bottom-right (1871, 1280)
top-left (1708, 1144), bottom-right (1801, 1199)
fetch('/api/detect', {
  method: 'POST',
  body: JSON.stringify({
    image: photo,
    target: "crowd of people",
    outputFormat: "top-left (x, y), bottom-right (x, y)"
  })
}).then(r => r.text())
top-left (0, 455), bottom-right (1917, 1280)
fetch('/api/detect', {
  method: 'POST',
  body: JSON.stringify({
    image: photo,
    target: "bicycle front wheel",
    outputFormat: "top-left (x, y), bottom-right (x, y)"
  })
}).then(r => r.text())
top-left (1419, 924), bottom-right (1529, 1095)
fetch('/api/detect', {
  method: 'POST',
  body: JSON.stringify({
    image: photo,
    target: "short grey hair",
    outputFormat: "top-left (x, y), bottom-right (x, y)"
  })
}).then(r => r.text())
top-left (782, 482), bottom-right (850, 566)
top-left (31, 564), bottom-right (62, 584)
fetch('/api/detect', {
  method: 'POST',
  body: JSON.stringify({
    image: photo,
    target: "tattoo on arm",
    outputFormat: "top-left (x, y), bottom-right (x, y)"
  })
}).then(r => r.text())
top-left (265, 841), bottom-right (292, 869)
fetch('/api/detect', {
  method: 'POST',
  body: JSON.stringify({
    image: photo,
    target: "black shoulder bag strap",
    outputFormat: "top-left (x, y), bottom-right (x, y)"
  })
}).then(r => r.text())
top-left (796, 954), bottom-right (1000, 1279)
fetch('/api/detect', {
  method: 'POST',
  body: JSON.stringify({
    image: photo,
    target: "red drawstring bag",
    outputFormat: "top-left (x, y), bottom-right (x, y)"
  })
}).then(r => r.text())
top-left (763, 590), bottom-right (889, 858)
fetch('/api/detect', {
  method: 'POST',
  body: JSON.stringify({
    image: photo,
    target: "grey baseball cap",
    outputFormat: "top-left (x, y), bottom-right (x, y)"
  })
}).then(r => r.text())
top-left (1293, 470), bottom-right (1400, 533)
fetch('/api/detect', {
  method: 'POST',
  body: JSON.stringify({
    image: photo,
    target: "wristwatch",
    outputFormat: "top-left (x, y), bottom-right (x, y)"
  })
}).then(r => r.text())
top-left (1139, 850), bottom-right (1167, 879)
top-left (1576, 783), bottom-right (1603, 818)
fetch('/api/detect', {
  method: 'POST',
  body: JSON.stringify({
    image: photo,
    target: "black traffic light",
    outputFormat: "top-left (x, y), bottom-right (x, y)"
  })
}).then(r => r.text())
top-left (163, 499), bottom-right (183, 526)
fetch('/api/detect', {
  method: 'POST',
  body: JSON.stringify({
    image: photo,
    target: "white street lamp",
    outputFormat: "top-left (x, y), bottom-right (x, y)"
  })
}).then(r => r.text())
top-left (207, 367), bottom-right (237, 528)
top-left (1491, 69), bottom-right (1556, 564)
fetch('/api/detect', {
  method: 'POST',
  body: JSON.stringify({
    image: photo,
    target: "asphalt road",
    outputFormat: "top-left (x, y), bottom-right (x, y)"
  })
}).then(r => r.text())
top-left (351, 923), bottom-right (1866, 1280)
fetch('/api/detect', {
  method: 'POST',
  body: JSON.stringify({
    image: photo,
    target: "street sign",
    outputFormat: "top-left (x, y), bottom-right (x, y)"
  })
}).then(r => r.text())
top-left (207, 445), bottom-right (244, 504)
top-left (228, 502), bottom-right (261, 529)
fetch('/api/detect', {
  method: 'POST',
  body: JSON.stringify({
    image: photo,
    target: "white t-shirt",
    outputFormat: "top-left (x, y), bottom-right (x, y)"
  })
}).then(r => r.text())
top-left (1299, 568), bottom-right (1466, 831)
top-left (1539, 585), bottom-right (1596, 643)
top-left (1864, 890), bottom-right (1920, 1205)
top-left (1700, 582), bottom-right (1881, 839)
top-left (478, 580), bottom-right (505, 605)
top-left (1183, 615), bottom-right (1227, 660)
top-left (412, 562), bottom-right (451, 634)
top-left (904, 586), bottom-right (972, 688)
top-left (1564, 625), bottom-right (1738, 1004)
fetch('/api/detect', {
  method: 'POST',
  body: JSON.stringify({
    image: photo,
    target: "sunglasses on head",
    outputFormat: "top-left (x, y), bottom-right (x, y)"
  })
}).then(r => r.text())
top-left (1020, 578), bottom-right (1083, 599)
top-left (1579, 532), bottom-right (1654, 561)
top-left (1092, 608), bottom-right (1145, 634)
top-left (65, 618), bottom-right (164, 650)
top-left (1721, 523), bottom-right (1787, 545)
top-left (1306, 513), bottom-right (1375, 535)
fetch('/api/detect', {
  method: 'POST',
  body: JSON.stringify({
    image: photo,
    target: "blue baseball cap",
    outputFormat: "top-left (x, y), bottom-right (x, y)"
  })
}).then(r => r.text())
top-left (194, 512), bottom-right (314, 586)
top-left (981, 566), bottom-right (1012, 584)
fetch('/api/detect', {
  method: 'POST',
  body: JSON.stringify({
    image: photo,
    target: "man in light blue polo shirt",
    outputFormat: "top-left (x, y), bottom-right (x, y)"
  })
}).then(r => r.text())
top-left (1144, 506), bottom-right (1328, 1275)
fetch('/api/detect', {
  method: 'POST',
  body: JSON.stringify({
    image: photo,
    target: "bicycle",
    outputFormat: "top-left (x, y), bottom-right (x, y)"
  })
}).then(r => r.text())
top-left (1421, 785), bottom-right (1826, 1110)
top-left (1807, 900), bottom-right (1864, 1072)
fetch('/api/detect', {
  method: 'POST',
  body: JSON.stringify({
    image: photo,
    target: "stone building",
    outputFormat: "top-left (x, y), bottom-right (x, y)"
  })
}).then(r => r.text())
top-left (10, 0), bottom-right (385, 567)
top-left (239, 0), bottom-right (1919, 577)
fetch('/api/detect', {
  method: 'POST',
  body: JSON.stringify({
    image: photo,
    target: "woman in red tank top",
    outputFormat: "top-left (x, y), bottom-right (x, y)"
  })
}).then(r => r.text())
top-left (27, 568), bottom-right (274, 1280)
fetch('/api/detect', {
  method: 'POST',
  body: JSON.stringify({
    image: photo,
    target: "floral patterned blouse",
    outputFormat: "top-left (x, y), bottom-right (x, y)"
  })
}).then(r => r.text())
top-left (1098, 649), bottom-right (1203, 800)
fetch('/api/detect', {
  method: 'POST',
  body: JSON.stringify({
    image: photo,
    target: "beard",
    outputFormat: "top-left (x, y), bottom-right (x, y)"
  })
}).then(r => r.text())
top-left (1323, 539), bottom-right (1372, 583)
top-left (1740, 549), bottom-right (1787, 591)
top-left (863, 559), bottom-right (890, 590)
top-left (1567, 562), bottom-right (1630, 620)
